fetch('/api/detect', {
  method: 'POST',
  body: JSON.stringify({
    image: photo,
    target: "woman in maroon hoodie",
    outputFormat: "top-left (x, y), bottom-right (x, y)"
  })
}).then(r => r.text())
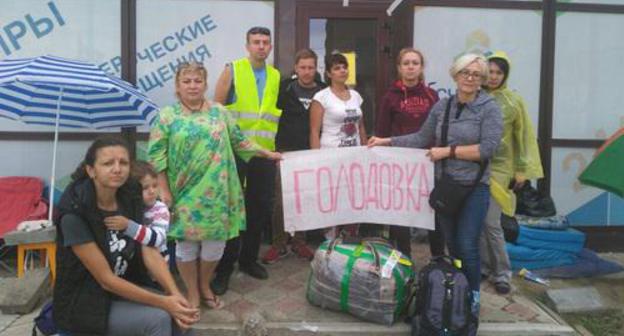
top-left (376, 47), bottom-right (444, 258)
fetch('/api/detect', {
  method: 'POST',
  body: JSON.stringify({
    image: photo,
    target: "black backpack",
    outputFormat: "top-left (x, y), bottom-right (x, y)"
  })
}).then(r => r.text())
top-left (410, 256), bottom-right (477, 336)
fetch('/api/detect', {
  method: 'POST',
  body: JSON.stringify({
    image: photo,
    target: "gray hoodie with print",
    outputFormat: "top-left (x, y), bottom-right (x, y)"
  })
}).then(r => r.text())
top-left (391, 90), bottom-right (503, 185)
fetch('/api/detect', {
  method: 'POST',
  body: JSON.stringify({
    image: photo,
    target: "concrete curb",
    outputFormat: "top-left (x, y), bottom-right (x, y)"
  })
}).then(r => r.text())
top-left (191, 321), bottom-right (577, 336)
top-left (478, 322), bottom-right (576, 335)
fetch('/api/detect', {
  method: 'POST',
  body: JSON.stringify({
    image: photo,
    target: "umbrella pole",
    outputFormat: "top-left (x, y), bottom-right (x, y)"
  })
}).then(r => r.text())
top-left (48, 87), bottom-right (64, 224)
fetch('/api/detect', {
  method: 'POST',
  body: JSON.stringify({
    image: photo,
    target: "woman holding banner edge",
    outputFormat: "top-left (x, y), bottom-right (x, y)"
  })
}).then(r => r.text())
top-left (368, 53), bottom-right (502, 331)
top-left (148, 62), bottom-right (281, 310)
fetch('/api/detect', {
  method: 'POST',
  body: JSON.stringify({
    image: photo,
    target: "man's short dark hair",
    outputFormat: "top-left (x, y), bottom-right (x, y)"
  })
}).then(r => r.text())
top-left (246, 26), bottom-right (271, 43)
top-left (294, 48), bottom-right (318, 66)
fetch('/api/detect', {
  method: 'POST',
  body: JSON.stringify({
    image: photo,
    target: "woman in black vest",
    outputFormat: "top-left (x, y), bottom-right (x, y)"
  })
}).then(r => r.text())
top-left (53, 136), bottom-right (198, 336)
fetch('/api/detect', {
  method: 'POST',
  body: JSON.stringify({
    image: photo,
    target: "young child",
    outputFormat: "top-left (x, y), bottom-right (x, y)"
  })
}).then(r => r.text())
top-left (104, 160), bottom-right (170, 260)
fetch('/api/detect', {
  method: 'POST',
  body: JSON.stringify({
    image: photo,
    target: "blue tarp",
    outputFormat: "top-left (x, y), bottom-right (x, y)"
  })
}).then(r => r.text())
top-left (506, 223), bottom-right (622, 277)
top-left (532, 249), bottom-right (624, 278)
top-left (516, 226), bottom-right (585, 253)
top-left (506, 243), bottom-right (577, 270)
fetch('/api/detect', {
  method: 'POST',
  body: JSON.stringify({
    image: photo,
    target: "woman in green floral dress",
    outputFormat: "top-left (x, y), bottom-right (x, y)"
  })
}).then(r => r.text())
top-left (148, 62), bottom-right (281, 310)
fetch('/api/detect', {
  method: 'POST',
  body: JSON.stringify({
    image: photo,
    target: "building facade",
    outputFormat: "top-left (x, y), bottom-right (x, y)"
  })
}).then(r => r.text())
top-left (1, 0), bottom-right (623, 235)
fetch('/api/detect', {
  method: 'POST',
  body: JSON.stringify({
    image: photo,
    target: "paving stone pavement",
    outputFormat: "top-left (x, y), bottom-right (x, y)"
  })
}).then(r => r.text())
top-left (192, 243), bottom-right (576, 335)
top-left (0, 308), bottom-right (37, 336)
top-left (0, 314), bottom-right (18, 334)
top-left (0, 243), bottom-right (580, 335)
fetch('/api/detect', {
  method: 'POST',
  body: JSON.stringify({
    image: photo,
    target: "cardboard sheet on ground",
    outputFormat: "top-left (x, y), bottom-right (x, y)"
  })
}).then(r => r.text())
top-left (280, 147), bottom-right (434, 233)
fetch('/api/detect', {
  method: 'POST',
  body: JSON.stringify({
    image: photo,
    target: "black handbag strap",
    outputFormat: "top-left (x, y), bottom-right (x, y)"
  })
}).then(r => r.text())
top-left (439, 96), bottom-right (453, 148)
top-left (439, 96), bottom-right (487, 186)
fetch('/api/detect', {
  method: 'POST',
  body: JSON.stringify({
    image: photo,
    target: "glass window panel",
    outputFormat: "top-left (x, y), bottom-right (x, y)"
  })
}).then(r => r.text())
top-left (310, 19), bottom-right (328, 76)
top-left (551, 147), bottom-right (624, 226)
top-left (0, 0), bottom-right (122, 132)
top-left (136, 0), bottom-right (275, 110)
top-left (413, 7), bottom-right (542, 127)
top-left (553, 12), bottom-right (624, 139)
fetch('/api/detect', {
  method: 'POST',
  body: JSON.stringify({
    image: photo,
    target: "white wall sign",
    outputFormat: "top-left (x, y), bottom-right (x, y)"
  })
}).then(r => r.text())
top-left (135, 0), bottom-right (275, 110)
top-left (0, 0), bottom-right (121, 132)
top-left (281, 147), bottom-right (435, 233)
top-left (0, 1), bottom-right (121, 187)
top-left (0, 1), bottom-right (275, 190)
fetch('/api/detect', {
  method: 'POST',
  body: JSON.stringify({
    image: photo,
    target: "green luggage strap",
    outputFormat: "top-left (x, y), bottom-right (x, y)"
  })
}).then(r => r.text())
top-left (332, 243), bottom-right (412, 316)
top-left (339, 244), bottom-right (364, 311)
top-left (392, 266), bottom-right (406, 317)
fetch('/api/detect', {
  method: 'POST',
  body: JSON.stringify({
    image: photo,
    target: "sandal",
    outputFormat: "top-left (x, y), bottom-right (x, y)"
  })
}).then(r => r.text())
top-left (202, 295), bottom-right (224, 310)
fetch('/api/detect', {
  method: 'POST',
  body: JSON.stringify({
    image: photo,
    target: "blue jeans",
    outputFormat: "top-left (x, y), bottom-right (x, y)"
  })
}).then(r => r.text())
top-left (437, 183), bottom-right (490, 292)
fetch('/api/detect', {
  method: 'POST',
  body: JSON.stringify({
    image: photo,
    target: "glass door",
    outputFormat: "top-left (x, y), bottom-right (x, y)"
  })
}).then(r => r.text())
top-left (296, 3), bottom-right (390, 135)
top-left (309, 18), bottom-right (379, 133)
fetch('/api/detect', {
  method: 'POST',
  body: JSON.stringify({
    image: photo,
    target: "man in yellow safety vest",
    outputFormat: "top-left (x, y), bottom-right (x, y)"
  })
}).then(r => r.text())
top-left (212, 26), bottom-right (281, 295)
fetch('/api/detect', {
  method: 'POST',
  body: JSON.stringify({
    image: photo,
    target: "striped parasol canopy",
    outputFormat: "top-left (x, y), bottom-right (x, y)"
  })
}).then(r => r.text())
top-left (0, 55), bottom-right (159, 223)
top-left (0, 55), bottom-right (157, 128)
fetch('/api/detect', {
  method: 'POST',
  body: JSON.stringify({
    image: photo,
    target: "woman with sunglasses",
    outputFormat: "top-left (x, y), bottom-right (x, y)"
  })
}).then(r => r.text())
top-left (368, 53), bottom-right (502, 334)
top-left (148, 62), bottom-right (281, 310)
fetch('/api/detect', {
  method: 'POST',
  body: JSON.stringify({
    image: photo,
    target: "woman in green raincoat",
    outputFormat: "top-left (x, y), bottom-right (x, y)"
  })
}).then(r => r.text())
top-left (480, 51), bottom-right (544, 294)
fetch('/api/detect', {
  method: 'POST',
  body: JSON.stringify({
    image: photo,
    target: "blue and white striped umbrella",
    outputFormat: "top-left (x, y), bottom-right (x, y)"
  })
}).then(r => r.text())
top-left (0, 55), bottom-right (159, 223)
top-left (0, 55), bottom-right (158, 128)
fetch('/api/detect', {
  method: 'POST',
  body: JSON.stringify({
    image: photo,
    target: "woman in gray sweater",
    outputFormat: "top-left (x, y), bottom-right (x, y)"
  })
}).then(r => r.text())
top-left (368, 53), bottom-right (502, 327)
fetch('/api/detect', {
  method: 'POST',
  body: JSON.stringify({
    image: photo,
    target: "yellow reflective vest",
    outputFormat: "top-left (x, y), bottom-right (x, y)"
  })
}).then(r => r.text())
top-left (226, 58), bottom-right (281, 151)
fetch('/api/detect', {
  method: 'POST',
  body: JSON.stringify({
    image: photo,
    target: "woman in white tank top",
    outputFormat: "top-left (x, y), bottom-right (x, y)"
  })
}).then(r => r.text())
top-left (309, 53), bottom-right (368, 238)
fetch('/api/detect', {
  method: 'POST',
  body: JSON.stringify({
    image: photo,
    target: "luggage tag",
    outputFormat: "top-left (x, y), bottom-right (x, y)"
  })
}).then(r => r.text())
top-left (381, 250), bottom-right (401, 279)
top-left (398, 257), bottom-right (412, 267)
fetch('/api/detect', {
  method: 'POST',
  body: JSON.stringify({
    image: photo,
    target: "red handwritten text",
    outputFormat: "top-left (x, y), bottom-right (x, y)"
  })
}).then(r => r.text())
top-left (291, 162), bottom-right (431, 214)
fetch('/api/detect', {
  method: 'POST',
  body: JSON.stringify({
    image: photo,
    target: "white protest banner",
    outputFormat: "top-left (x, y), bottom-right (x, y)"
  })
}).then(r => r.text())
top-left (281, 146), bottom-right (434, 233)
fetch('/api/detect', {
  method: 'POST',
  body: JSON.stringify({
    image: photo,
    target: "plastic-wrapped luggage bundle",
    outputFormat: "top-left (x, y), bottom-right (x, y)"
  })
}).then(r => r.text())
top-left (306, 237), bottom-right (414, 325)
